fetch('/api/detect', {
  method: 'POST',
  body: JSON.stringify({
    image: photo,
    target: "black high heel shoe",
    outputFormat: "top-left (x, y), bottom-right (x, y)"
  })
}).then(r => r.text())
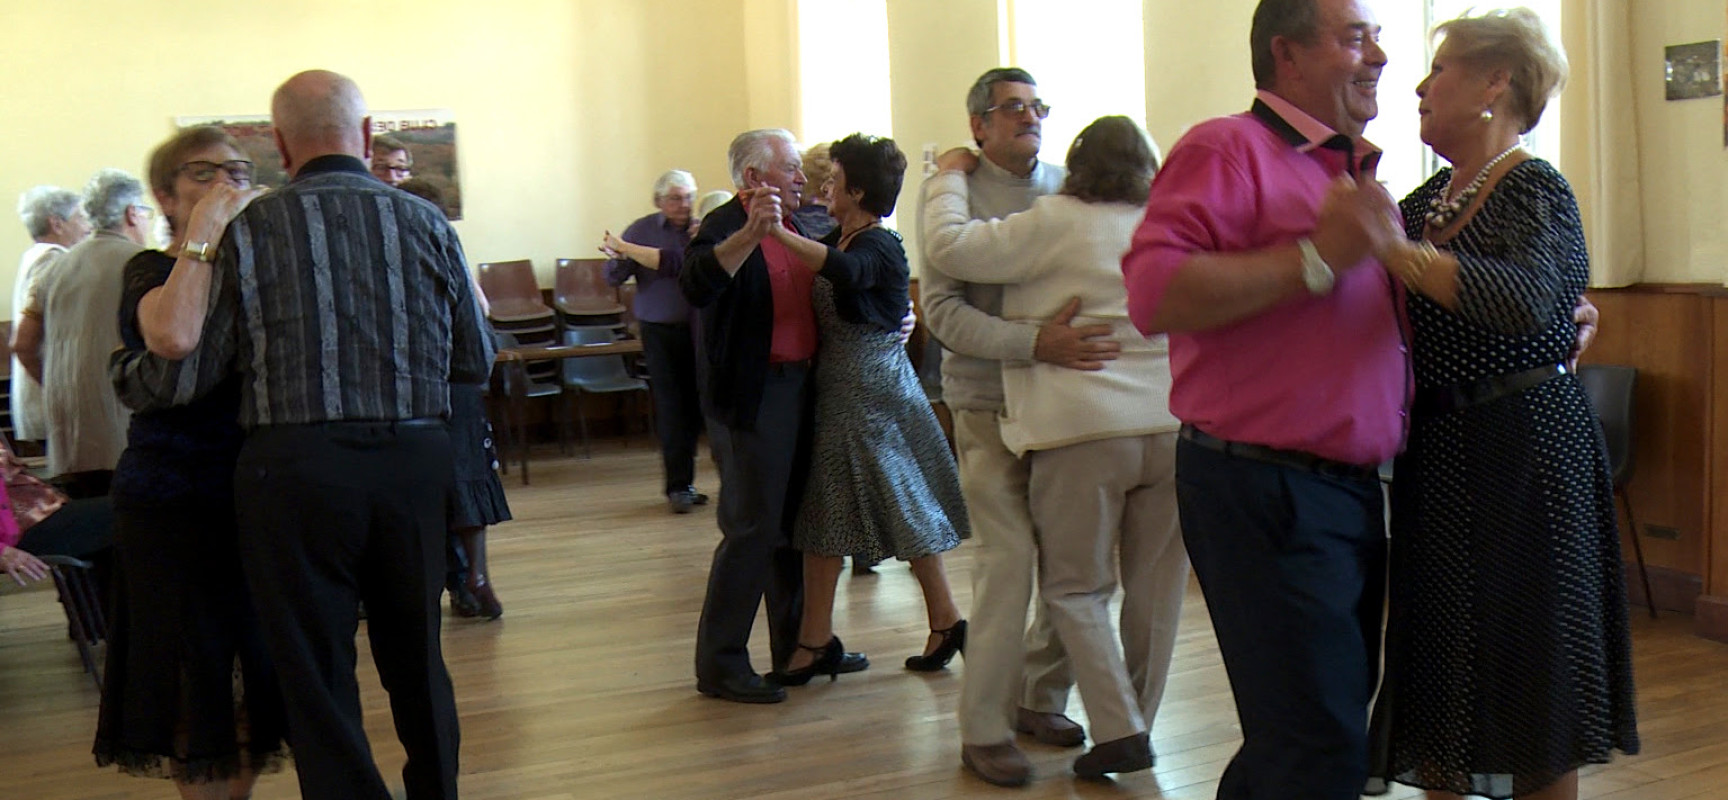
top-left (770, 637), bottom-right (869, 686)
top-left (905, 619), bottom-right (966, 672)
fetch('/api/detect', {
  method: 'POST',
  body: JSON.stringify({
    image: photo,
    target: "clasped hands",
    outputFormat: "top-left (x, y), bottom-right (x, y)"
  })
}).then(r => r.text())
top-left (1311, 174), bottom-right (1403, 276)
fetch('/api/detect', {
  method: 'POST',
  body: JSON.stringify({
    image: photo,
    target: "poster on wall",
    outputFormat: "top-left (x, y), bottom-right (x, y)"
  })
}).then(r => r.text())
top-left (172, 109), bottom-right (463, 219)
top-left (1664, 41), bottom-right (1721, 101)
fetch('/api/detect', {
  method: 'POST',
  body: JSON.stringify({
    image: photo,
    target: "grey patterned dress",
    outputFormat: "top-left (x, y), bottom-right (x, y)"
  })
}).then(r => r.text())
top-left (1366, 159), bottom-right (1639, 799)
top-left (793, 227), bottom-right (968, 562)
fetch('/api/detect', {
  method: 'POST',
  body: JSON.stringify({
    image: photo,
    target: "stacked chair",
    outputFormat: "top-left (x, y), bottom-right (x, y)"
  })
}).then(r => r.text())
top-left (553, 258), bottom-right (650, 456)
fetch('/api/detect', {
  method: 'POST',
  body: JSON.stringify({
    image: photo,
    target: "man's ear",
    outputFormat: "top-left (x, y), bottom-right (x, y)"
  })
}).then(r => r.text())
top-left (1270, 35), bottom-right (1300, 79)
top-left (273, 127), bottom-right (294, 175)
top-left (968, 115), bottom-right (987, 146)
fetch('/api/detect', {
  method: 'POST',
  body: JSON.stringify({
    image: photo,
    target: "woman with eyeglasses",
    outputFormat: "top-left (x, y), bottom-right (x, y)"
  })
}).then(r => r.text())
top-left (96, 126), bottom-right (289, 800)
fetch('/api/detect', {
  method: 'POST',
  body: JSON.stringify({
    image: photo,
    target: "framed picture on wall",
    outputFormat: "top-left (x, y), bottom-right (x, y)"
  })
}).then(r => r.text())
top-left (1664, 41), bottom-right (1721, 101)
top-left (173, 109), bottom-right (464, 219)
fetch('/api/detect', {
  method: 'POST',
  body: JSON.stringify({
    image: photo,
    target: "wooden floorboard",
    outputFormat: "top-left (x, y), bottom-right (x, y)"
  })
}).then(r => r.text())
top-left (0, 440), bottom-right (1719, 799)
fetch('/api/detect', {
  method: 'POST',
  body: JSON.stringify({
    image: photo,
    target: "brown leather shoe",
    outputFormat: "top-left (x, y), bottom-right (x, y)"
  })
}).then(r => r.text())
top-left (1072, 732), bottom-right (1153, 779)
top-left (961, 741), bottom-right (1033, 787)
top-left (1015, 707), bottom-right (1085, 748)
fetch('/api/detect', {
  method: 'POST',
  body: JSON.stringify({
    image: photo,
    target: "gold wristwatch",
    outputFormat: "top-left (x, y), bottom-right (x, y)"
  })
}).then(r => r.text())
top-left (180, 241), bottom-right (216, 262)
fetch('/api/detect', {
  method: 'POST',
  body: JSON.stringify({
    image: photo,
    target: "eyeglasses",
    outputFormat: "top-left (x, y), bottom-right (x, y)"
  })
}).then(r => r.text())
top-left (129, 204), bottom-right (157, 219)
top-left (178, 160), bottom-right (255, 185)
top-left (983, 99), bottom-right (1051, 119)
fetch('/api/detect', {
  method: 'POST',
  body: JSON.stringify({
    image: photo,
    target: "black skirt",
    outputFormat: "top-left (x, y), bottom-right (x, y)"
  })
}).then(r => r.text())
top-left (448, 383), bottom-right (512, 529)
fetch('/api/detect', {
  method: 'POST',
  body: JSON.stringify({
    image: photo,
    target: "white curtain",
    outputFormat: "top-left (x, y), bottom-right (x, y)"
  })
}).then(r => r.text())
top-left (1560, 0), bottom-right (1645, 287)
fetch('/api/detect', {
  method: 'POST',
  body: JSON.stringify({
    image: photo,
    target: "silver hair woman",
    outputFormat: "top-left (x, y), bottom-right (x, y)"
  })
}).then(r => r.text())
top-left (1365, 9), bottom-right (1638, 800)
top-left (17, 186), bottom-right (83, 240)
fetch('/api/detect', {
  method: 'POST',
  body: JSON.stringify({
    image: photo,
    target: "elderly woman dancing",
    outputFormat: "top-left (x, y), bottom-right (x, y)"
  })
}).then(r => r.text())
top-left (1365, 9), bottom-right (1639, 800)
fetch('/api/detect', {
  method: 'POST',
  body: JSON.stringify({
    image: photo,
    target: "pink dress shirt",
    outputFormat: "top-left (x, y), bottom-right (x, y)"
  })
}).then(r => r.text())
top-left (1122, 91), bottom-right (1410, 466)
top-left (761, 224), bottom-right (818, 364)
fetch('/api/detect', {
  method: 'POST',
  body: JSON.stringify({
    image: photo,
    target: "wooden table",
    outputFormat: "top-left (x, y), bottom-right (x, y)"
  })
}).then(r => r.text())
top-left (496, 339), bottom-right (643, 363)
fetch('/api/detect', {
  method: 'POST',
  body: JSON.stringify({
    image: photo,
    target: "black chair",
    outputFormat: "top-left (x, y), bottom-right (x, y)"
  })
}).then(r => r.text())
top-left (40, 554), bottom-right (105, 690)
top-left (1577, 364), bottom-right (1657, 619)
top-left (492, 332), bottom-right (572, 485)
top-left (560, 325), bottom-right (650, 458)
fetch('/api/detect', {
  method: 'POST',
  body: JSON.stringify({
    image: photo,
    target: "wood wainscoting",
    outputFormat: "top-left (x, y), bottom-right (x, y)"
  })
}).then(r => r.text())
top-left (1584, 284), bottom-right (1728, 641)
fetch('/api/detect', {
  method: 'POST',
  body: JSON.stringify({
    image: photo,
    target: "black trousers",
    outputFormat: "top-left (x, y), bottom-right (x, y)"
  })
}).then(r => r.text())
top-left (235, 422), bottom-right (460, 800)
top-left (1174, 438), bottom-right (1386, 800)
top-left (639, 320), bottom-right (704, 494)
top-left (693, 365), bottom-right (810, 684)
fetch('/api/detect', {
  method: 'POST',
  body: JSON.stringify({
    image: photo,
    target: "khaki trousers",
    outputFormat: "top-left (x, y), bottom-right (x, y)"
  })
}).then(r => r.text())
top-left (954, 409), bottom-right (1073, 746)
top-left (1028, 432), bottom-right (1189, 743)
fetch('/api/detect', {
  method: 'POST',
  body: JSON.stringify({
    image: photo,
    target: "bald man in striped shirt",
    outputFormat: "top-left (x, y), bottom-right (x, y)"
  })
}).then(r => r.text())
top-left (112, 69), bottom-right (492, 800)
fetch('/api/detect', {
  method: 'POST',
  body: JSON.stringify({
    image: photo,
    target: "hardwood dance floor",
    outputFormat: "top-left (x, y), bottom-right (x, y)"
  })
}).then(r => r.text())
top-left (0, 441), bottom-right (1723, 799)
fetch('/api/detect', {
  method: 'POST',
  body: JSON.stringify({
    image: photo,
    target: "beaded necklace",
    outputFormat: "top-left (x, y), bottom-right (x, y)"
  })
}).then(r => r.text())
top-left (1425, 143), bottom-right (1521, 230)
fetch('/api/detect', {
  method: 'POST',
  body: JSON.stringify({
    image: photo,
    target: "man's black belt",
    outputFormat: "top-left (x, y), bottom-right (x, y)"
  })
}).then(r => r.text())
top-left (1178, 425), bottom-right (1379, 482)
top-left (766, 359), bottom-right (812, 376)
top-left (1412, 363), bottom-right (1567, 417)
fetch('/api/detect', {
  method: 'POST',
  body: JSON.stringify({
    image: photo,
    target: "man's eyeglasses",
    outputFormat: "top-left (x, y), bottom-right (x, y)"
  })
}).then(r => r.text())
top-left (983, 99), bottom-right (1051, 119)
top-left (178, 160), bottom-right (256, 185)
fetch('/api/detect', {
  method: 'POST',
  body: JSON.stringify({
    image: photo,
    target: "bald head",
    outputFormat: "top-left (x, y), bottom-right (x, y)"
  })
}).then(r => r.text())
top-left (271, 70), bottom-right (371, 175)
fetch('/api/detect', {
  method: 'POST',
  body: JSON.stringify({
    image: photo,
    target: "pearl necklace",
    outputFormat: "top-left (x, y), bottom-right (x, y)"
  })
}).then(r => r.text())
top-left (1425, 143), bottom-right (1521, 230)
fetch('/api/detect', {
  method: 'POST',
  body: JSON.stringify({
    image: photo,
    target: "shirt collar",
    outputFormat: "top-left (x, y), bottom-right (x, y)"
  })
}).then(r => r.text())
top-left (977, 152), bottom-right (1047, 185)
top-left (293, 154), bottom-right (372, 181)
top-left (1252, 90), bottom-right (1382, 177)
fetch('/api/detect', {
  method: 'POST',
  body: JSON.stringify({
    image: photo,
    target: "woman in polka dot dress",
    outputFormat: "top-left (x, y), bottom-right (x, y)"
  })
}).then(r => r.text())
top-left (1366, 10), bottom-right (1638, 800)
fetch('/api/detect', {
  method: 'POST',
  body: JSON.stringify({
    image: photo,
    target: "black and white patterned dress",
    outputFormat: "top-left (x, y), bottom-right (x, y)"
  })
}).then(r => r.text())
top-left (1367, 159), bottom-right (1639, 798)
top-left (793, 227), bottom-right (968, 562)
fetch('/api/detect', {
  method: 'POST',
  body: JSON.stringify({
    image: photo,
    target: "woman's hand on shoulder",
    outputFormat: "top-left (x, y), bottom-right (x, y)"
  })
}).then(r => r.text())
top-left (935, 148), bottom-right (980, 175)
top-left (186, 185), bottom-right (265, 244)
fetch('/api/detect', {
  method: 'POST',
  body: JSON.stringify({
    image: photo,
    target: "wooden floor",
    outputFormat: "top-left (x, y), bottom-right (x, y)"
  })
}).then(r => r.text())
top-left (1, 441), bottom-right (1725, 799)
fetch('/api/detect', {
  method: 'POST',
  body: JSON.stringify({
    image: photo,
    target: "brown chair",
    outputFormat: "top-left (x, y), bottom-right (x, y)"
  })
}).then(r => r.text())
top-left (478, 260), bottom-right (555, 323)
top-left (554, 258), bottom-right (625, 317)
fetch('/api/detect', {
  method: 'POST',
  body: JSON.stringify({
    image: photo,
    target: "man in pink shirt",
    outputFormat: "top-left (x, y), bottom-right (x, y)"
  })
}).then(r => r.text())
top-left (1120, 0), bottom-right (1403, 797)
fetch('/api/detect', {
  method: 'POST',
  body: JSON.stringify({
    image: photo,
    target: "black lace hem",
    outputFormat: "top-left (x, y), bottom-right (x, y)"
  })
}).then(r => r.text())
top-left (93, 741), bottom-right (290, 784)
top-left (1364, 745), bottom-right (1637, 799)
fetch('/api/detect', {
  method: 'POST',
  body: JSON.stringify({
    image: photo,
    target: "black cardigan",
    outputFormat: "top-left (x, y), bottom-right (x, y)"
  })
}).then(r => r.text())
top-left (816, 226), bottom-right (910, 333)
top-left (678, 197), bottom-right (805, 431)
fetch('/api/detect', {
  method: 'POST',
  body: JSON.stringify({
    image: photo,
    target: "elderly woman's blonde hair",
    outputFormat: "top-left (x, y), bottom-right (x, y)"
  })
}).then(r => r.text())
top-left (800, 143), bottom-right (833, 199)
top-left (1434, 7), bottom-right (1568, 134)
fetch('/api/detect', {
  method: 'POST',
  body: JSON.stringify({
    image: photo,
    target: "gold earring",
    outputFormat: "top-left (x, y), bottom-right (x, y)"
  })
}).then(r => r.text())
top-left (1480, 108), bottom-right (1494, 121)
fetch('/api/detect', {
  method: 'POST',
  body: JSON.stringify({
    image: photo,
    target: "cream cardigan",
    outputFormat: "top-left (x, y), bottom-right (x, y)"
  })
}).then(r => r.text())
top-left (920, 170), bottom-right (1179, 456)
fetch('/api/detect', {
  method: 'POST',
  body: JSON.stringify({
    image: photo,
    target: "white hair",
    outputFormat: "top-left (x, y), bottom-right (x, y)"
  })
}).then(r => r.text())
top-left (695, 190), bottom-right (733, 220)
top-left (83, 169), bottom-right (144, 232)
top-left (652, 169), bottom-right (697, 203)
top-left (727, 129), bottom-right (797, 189)
top-left (16, 186), bottom-right (81, 239)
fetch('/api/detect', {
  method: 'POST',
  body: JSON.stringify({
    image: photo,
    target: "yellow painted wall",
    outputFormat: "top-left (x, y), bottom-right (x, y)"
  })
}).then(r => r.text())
top-left (1629, 0), bottom-right (1728, 283)
top-left (885, 0), bottom-right (1004, 275)
top-left (5, 0), bottom-right (1717, 318)
top-left (0, 0), bottom-right (775, 318)
top-left (1142, 1), bottom-right (1257, 155)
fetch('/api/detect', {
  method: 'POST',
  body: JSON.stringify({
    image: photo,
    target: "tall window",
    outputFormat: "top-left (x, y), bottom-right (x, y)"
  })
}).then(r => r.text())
top-left (796, 0), bottom-right (893, 221)
top-left (797, 0), bottom-right (894, 146)
top-left (1370, 1), bottom-right (1563, 198)
top-left (1004, 0), bottom-right (1148, 162)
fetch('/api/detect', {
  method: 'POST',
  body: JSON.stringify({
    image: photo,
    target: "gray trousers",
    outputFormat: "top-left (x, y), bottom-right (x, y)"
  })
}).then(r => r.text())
top-left (1028, 431), bottom-right (1189, 743)
top-left (953, 409), bottom-right (1073, 746)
